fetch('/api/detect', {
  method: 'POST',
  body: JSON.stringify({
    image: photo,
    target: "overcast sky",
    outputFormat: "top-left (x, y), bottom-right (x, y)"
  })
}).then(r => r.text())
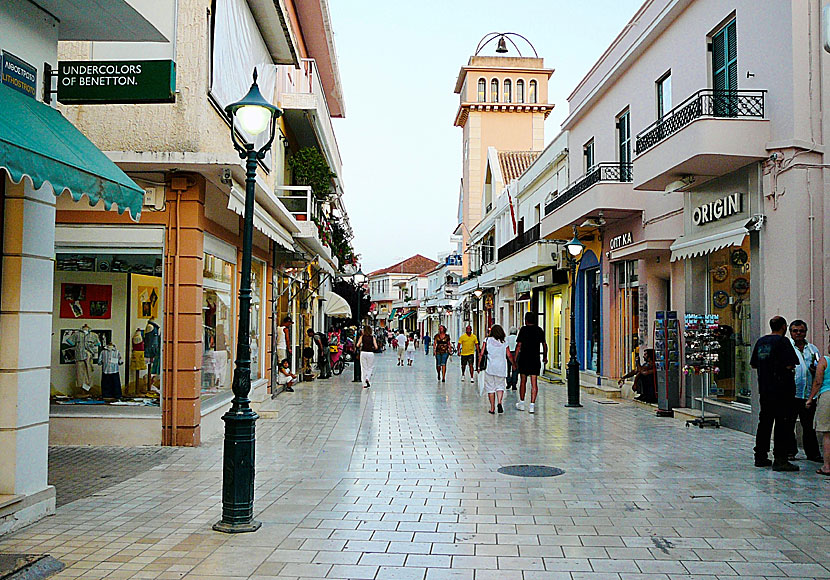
top-left (329, 0), bottom-right (644, 273)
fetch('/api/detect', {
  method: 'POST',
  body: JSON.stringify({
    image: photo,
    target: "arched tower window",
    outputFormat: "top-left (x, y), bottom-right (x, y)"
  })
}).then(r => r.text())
top-left (529, 80), bottom-right (538, 103)
top-left (516, 79), bottom-right (525, 103)
top-left (477, 78), bottom-right (486, 102)
top-left (503, 79), bottom-right (512, 103)
top-left (491, 78), bottom-right (499, 102)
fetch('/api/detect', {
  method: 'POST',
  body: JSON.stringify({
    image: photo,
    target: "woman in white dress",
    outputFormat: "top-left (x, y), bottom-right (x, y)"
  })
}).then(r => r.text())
top-left (478, 324), bottom-right (514, 414)
top-left (355, 325), bottom-right (377, 389)
top-left (405, 333), bottom-right (416, 366)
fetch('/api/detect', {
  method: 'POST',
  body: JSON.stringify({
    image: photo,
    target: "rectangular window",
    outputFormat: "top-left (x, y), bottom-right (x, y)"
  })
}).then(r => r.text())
top-left (583, 139), bottom-right (595, 173)
top-left (657, 72), bottom-right (671, 119)
top-left (250, 259), bottom-right (265, 381)
top-left (617, 109), bottom-right (631, 167)
top-left (202, 253), bottom-right (235, 399)
top-left (616, 260), bottom-right (639, 377)
top-left (712, 18), bottom-right (738, 116)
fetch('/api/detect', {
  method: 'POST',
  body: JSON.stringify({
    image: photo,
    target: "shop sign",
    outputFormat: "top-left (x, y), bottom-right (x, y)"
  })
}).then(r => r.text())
top-left (609, 232), bottom-right (633, 250)
top-left (483, 294), bottom-right (494, 310)
top-left (692, 193), bottom-right (742, 226)
top-left (2, 51), bottom-right (37, 98)
top-left (57, 60), bottom-right (176, 104)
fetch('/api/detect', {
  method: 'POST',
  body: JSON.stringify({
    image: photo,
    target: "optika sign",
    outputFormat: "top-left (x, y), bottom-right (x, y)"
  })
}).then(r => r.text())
top-left (692, 193), bottom-right (742, 226)
top-left (609, 232), bottom-right (633, 250)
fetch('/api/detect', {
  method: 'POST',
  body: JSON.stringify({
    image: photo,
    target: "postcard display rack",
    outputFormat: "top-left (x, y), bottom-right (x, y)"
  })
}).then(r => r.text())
top-left (683, 313), bottom-right (721, 428)
top-left (653, 311), bottom-right (681, 416)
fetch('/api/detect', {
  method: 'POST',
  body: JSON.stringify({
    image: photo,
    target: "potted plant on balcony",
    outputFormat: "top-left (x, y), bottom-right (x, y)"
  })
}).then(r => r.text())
top-left (288, 148), bottom-right (337, 222)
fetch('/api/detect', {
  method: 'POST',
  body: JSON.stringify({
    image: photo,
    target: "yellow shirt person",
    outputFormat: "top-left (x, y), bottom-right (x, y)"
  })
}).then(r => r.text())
top-left (458, 332), bottom-right (479, 356)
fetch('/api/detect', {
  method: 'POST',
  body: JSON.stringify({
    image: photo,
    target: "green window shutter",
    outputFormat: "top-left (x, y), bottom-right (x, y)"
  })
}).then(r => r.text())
top-left (712, 18), bottom-right (737, 115)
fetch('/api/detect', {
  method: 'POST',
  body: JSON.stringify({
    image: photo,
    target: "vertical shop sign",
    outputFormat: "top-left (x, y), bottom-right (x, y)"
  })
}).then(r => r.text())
top-left (2, 51), bottom-right (37, 97)
top-left (638, 284), bottom-right (648, 348)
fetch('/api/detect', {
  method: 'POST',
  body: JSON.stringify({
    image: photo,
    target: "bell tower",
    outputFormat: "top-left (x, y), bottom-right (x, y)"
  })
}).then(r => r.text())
top-left (454, 33), bottom-right (554, 274)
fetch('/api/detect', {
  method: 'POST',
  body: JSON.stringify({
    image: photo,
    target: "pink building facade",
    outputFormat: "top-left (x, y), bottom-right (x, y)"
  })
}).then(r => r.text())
top-left (541, 0), bottom-right (828, 432)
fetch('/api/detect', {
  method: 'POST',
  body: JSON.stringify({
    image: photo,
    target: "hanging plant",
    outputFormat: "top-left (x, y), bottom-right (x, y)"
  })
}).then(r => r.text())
top-left (288, 147), bottom-right (337, 200)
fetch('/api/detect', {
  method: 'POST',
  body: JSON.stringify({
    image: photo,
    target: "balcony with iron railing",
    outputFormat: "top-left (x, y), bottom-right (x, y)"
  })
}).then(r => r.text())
top-left (276, 58), bottom-right (343, 179)
top-left (544, 163), bottom-right (632, 216)
top-left (497, 223), bottom-right (540, 261)
top-left (632, 89), bottom-right (769, 191)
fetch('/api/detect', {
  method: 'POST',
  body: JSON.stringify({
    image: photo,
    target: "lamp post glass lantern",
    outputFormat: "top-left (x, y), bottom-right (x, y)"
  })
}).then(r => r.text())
top-left (213, 69), bottom-right (282, 534)
top-left (565, 226), bottom-right (585, 408)
top-left (352, 269), bottom-right (366, 382)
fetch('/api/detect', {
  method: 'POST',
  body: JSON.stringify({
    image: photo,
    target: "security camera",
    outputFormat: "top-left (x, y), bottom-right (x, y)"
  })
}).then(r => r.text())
top-left (221, 168), bottom-right (232, 184)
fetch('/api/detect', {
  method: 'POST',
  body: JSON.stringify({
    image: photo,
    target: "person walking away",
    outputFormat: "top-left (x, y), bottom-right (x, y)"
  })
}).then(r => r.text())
top-left (505, 327), bottom-right (519, 390)
top-left (395, 330), bottom-right (407, 366)
top-left (514, 312), bottom-right (548, 414)
top-left (406, 333), bottom-right (416, 366)
top-left (479, 324), bottom-right (514, 414)
top-left (618, 348), bottom-right (657, 403)
top-left (423, 332), bottom-right (431, 355)
top-left (788, 320), bottom-right (822, 462)
top-left (750, 316), bottom-right (799, 471)
top-left (433, 325), bottom-right (451, 382)
top-left (356, 326), bottom-right (377, 388)
top-left (276, 316), bottom-right (293, 367)
top-left (307, 328), bottom-right (331, 379)
top-left (275, 359), bottom-right (297, 393)
top-left (458, 325), bottom-right (479, 384)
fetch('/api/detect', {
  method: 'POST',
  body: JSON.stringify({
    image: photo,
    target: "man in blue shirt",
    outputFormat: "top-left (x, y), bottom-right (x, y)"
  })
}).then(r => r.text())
top-left (787, 320), bottom-right (822, 462)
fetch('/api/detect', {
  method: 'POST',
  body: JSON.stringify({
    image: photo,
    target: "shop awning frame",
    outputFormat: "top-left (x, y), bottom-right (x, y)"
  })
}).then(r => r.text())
top-left (0, 84), bottom-right (144, 219)
top-left (322, 292), bottom-right (352, 319)
top-left (670, 225), bottom-right (748, 262)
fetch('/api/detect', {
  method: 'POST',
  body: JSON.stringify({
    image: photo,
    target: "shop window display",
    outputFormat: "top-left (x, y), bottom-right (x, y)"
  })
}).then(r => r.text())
top-left (707, 239), bottom-right (751, 405)
top-left (616, 260), bottom-right (639, 376)
top-left (202, 253), bottom-right (234, 399)
top-left (51, 252), bottom-right (163, 406)
top-left (250, 260), bottom-right (264, 381)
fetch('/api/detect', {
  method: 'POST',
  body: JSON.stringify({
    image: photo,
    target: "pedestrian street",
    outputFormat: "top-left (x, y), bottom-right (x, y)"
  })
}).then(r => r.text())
top-left (2, 349), bottom-right (829, 580)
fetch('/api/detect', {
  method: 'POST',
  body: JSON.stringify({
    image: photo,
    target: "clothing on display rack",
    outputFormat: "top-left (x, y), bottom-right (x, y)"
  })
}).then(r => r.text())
top-left (98, 343), bottom-right (124, 399)
top-left (66, 324), bottom-right (101, 393)
top-left (144, 319), bottom-right (161, 375)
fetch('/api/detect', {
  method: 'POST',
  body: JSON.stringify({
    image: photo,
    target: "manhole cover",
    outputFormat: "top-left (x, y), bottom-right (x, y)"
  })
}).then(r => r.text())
top-left (498, 465), bottom-right (565, 477)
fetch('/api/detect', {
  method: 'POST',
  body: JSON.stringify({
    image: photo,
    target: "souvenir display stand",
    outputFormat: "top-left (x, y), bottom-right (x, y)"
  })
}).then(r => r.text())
top-left (653, 311), bottom-right (680, 417)
top-left (683, 313), bottom-right (721, 428)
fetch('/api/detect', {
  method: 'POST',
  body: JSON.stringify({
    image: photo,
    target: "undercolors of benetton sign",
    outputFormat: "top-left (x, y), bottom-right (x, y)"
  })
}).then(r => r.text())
top-left (2, 51), bottom-right (37, 97)
top-left (57, 60), bottom-right (176, 104)
top-left (692, 192), bottom-right (742, 226)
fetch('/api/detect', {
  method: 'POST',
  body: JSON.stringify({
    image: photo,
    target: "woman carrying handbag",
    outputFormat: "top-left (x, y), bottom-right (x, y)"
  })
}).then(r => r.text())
top-left (478, 324), bottom-right (514, 414)
top-left (356, 325), bottom-right (378, 389)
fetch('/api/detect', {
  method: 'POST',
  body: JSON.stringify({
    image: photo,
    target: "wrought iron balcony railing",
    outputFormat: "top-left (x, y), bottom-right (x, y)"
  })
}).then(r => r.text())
top-left (635, 90), bottom-right (765, 155)
top-left (497, 223), bottom-right (540, 261)
top-left (544, 163), bottom-right (632, 216)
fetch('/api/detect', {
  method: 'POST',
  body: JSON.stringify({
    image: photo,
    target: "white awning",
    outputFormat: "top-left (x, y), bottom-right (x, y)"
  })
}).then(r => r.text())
top-left (323, 292), bottom-right (352, 318)
top-left (229, 183), bottom-right (294, 251)
top-left (670, 225), bottom-right (747, 262)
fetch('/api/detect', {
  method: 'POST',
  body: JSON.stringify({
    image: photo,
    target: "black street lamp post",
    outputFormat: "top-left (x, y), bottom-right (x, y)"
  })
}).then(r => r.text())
top-left (213, 69), bottom-right (282, 534)
top-left (564, 225), bottom-right (586, 408)
top-left (351, 269), bottom-right (366, 382)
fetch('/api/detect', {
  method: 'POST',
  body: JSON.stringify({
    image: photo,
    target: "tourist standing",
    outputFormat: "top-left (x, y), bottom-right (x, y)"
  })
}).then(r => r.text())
top-left (514, 312), bottom-right (547, 414)
top-left (479, 324), bottom-right (513, 414)
top-left (458, 325), bottom-right (479, 384)
top-left (356, 325), bottom-right (377, 389)
top-left (307, 328), bottom-right (331, 379)
top-left (505, 326), bottom-right (519, 390)
top-left (788, 320), bottom-right (822, 461)
top-left (276, 315), bottom-right (292, 366)
top-left (395, 330), bottom-right (407, 366)
top-left (805, 344), bottom-right (830, 476)
top-left (423, 332), bottom-right (431, 355)
top-left (433, 325), bottom-right (451, 382)
top-left (750, 316), bottom-right (799, 471)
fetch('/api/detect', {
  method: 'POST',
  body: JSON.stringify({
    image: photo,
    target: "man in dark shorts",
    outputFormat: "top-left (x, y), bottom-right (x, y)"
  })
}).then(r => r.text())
top-left (750, 315), bottom-right (799, 471)
top-left (514, 311), bottom-right (548, 414)
top-left (307, 328), bottom-right (331, 379)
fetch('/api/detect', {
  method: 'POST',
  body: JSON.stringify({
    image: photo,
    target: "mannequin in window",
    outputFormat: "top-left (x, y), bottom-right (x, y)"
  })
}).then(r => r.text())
top-left (131, 328), bottom-right (147, 394)
top-left (98, 340), bottom-right (124, 400)
top-left (66, 324), bottom-right (101, 395)
top-left (144, 318), bottom-right (161, 393)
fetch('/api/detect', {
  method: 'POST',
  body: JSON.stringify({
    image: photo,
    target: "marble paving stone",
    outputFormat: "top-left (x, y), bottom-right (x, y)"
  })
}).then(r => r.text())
top-left (1, 352), bottom-right (828, 580)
